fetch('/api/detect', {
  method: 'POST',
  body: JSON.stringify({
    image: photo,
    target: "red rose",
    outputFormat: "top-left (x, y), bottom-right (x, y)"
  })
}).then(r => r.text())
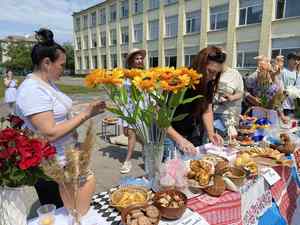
top-left (0, 128), bottom-right (17, 141)
top-left (0, 149), bottom-right (10, 159)
top-left (43, 145), bottom-right (56, 159)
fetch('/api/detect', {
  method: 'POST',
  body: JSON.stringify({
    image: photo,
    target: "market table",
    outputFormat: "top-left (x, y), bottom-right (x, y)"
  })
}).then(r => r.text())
top-left (28, 161), bottom-right (300, 225)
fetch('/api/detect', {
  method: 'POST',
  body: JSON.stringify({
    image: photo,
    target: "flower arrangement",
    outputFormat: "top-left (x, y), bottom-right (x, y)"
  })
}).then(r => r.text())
top-left (85, 67), bottom-right (201, 145)
top-left (0, 127), bottom-right (56, 187)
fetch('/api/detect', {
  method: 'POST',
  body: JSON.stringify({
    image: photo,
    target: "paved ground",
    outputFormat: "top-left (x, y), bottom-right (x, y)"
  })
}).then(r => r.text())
top-left (0, 79), bottom-right (145, 219)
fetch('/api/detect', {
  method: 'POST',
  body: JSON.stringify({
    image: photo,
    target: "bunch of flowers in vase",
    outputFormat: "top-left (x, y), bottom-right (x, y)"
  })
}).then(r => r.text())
top-left (0, 116), bottom-right (56, 225)
top-left (85, 67), bottom-right (202, 186)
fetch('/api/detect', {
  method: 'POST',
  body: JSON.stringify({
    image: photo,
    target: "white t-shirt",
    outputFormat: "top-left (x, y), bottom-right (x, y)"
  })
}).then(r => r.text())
top-left (214, 67), bottom-right (244, 116)
top-left (16, 77), bottom-right (75, 163)
top-left (281, 68), bottom-right (298, 110)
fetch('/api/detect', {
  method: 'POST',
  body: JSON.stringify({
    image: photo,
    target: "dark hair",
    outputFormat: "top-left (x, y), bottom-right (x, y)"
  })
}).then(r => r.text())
top-left (287, 52), bottom-right (297, 61)
top-left (31, 28), bottom-right (65, 68)
top-left (191, 46), bottom-right (226, 115)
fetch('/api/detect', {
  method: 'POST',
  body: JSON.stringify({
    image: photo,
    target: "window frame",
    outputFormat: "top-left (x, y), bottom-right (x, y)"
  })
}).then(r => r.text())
top-left (133, 0), bottom-right (143, 14)
top-left (93, 55), bottom-right (98, 69)
top-left (76, 37), bottom-right (81, 50)
top-left (101, 55), bottom-right (107, 68)
top-left (85, 56), bottom-right (90, 70)
top-left (236, 50), bottom-right (258, 68)
top-left (110, 29), bottom-right (117, 46)
top-left (111, 54), bottom-right (118, 68)
top-left (75, 17), bottom-right (81, 31)
top-left (91, 11), bottom-right (97, 27)
top-left (99, 8), bottom-right (106, 25)
top-left (91, 33), bottom-right (97, 48)
top-left (186, 11), bottom-right (201, 34)
top-left (120, 0), bottom-right (129, 18)
top-left (164, 0), bottom-right (177, 6)
top-left (100, 31), bottom-right (106, 47)
top-left (83, 15), bottom-right (88, 29)
top-left (148, 0), bottom-right (160, 10)
top-left (84, 35), bottom-right (89, 49)
top-left (148, 20), bottom-right (159, 40)
top-left (210, 10), bottom-right (228, 31)
top-left (184, 54), bottom-right (197, 67)
top-left (121, 26), bottom-right (129, 44)
top-left (110, 4), bottom-right (117, 22)
top-left (239, 3), bottom-right (263, 26)
top-left (165, 55), bottom-right (177, 67)
top-left (134, 23), bottom-right (143, 43)
top-left (165, 15), bottom-right (178, 38)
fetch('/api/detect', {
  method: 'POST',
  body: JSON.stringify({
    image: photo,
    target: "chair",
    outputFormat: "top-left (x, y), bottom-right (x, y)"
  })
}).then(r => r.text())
top-left (101, 117), bottom-right (120, 141)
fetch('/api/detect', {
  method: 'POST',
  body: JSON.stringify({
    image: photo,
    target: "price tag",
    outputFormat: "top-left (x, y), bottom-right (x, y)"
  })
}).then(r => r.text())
top-left (160, 210), bottom-right (210, 225)
top-left (176, 213), bottom-right (210, 225)
top-left (261, 167), bottom-right (281, 186)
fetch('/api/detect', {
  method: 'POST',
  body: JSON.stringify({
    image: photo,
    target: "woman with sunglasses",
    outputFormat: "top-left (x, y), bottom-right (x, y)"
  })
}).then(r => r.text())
top-left (166, 46), bottom-right (225, 154)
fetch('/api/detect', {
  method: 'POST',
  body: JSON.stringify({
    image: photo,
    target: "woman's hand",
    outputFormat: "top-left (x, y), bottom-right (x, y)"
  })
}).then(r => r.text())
top-left (208, 132), bottom-right (224, 146)
top-left (84, 101), bottom-right (106, 118)
top-left (176, 137), bottom-right (197, 155)
top-left (223, 94), bottom-right (235, 102)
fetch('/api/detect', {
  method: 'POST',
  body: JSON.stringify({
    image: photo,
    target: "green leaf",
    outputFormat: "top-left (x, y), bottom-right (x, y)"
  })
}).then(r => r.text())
top-left (172, 113), bottom-right (189, 122)
top-left (106, 107), bottom-right (123, 116)
top-left (119, 87), bottom-right (128, 104)
top-left (169, 91), bottom-right (185, 108)
top-left (181, 95), bottom-right (202, 105)
top-left (157, 107), bottom-right (171, 128)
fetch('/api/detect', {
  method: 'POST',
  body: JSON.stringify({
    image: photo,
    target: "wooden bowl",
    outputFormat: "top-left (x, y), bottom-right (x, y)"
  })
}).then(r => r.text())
top-left (203, 175), bottom-right (226, 197)
top-left (153, 189), bottom-right (187, 220)
top-left (121, 203), bottom-right (161, 225)
top-left (224, 167), bottom-right (246, 186)
top-left (110, 186), bottom-right (151, 211)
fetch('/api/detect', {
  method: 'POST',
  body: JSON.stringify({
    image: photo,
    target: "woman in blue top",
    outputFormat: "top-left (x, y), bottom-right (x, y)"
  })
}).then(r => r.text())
top-left (16, 28), bottom-right (105, 207)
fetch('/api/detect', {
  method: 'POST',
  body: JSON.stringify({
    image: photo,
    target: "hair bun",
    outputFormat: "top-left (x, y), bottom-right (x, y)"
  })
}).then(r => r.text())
top-left (35, 28), bottom-right (55, 46)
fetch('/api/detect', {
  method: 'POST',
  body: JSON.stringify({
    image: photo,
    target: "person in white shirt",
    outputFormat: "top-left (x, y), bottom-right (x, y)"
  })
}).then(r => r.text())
top-left (214, 66), bottom-right (244, 135)
top-left (16, 28), bottom-right (105, 208)
top-left (281, 53), bottom-right (298, 116)
top-left (4, 69), bottom-right (18, 114)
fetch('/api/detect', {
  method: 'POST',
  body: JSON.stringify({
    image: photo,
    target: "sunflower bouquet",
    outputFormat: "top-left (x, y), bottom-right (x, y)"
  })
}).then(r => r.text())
top-left (85, 67), bottom-right (201, 180)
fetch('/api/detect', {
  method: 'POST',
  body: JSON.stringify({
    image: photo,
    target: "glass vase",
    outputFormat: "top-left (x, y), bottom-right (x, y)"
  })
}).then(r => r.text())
top-left (0, 186), bottom-right (27, 225)
top-left (143, 143), bottom-right (164, 191)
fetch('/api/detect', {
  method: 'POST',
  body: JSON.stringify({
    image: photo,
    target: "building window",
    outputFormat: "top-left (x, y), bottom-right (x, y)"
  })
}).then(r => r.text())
top-left (85, 56), bottom-right (90, 70)
top-left (185, 55), bottom-right (196, 67)
top-left (134, 23), bottom-right (143, 42)
top-left (93, 55), bottom-right (98, 69)
top-left (100, 31), bottom-right (106, 47)
top-left (84, 35), bottom-right (89, 49)
top-left (148, 20), bottom-right (159, 40)
top-left (110, 4), bottom-right (117, 22)
top-left (133, 0), bottom-right (143, 14)
top-left (110, 29), bottom-right (117, 45)
top-left (165, 0), bottom-right (177, 6)
top-left (149, 56), bottom-right (159, 67)
top-left (76, 37), bottom-right (81, 50)
top-left (101, 55), bottom-right (107, 68)
top-left (77, 56), bottom-right (82, 70)
top-left (122, 53), bottom-right (128, 67)
top-left (120, 0), bottom-right (129, 18)
top-left (239, 1), bottom-right (263, 25)
top-left (75, 17), bottom-right (81, 31)
top-left (149, 0), bottom-right (159, 10)
top-left (99, 8), bottom-right (106, 25)
top-left (236, 51), bottom-right (258, 68)
top-left (276, 0), bottom-right (300, 19)
top-left (83, 15), bottom-right (88, 28)
top-left (121, 27), bottom-right (129, 44)
top-left (272, 48), bottom-right (300, 66)
top-left (165, 55), bottom-right (177, 67)
top-left (91, 33), bottom-right (97, 48)
top-left (186, 11), bottom-right (201, 33)
top-left (91, 12), bottom-right (97, 27)
top-left (165, 15), bottom-right (178, 38)
top-left (210, 5), bottom-right (228, 30)
top-left (111, 54), bottom-right (117, 68)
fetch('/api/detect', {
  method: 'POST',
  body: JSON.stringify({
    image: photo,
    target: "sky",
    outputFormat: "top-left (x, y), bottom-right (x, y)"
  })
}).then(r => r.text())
top-left (0, 0), bottom-right (104, 44)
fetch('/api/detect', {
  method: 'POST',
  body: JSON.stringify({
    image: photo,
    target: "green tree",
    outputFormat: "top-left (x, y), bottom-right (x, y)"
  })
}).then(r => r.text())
top-left (3, 42), bottom-right (32, 73)
top-left (62, 42), bottom-right (75, 75)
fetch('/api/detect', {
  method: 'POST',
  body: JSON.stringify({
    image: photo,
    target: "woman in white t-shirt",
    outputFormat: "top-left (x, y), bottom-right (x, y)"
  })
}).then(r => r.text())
top-left (16, 29), bottom-right (105, 208)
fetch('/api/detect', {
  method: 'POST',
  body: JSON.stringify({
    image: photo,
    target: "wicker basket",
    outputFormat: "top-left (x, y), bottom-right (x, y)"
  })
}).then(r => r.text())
top-left (110, 186), bottom-right (152, 211)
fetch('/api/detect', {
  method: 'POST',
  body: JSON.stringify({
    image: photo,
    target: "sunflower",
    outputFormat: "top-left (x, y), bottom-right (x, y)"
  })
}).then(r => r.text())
top-left (175, 67), bottom-right (201, 88)
top-left (85, 69), bottom-right (106, 87)
top-left (151, 67), bottom-right (176, 80)
top-left (123, 68), bottom-right (143, 78)
top-left (160, 74), bottom-right (191, 93)
top-left (132, 71), bottom-right (157, 91)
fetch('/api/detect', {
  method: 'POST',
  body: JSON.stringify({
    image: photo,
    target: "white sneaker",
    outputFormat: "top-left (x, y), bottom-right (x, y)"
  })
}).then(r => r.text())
top-left (120, 161), bottom-right (132, 174)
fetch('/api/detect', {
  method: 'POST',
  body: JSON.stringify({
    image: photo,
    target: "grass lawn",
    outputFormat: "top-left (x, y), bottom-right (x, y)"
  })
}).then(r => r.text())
top-left (0, 77), bottom-right (100, 99)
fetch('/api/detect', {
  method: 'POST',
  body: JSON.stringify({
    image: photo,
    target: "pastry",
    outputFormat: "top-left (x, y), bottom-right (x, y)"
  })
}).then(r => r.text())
top-left (145, 206), bottom-right (160, 218)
